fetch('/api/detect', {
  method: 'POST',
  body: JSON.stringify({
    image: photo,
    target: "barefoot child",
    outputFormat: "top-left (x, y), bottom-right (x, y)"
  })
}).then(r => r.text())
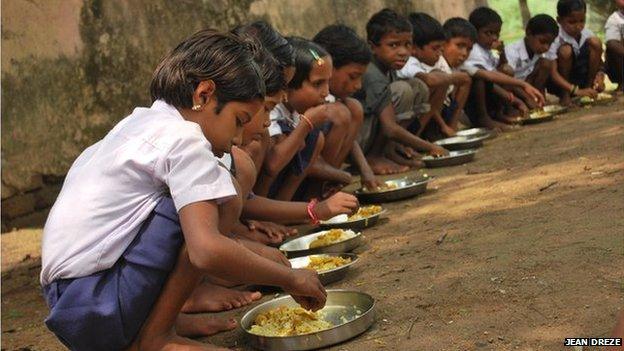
top-left (354, 8), bottom-right (448, 174)
top-left (604, 0), bottom-right (624, 92)
top-left (40, 29), bottom-right (327, 351)
top-left (398, 12), bottom-right (472, 139)
top-left (313, 24), bottom-right (383, 190)
top-left (546, 0), bottom-right (605, 105)
top-left (505, 14), bottom-right (559, 109)
top-left (462, 7), bottom-right (545, 130)
top-left (255, 38), bottom-right (350, 200)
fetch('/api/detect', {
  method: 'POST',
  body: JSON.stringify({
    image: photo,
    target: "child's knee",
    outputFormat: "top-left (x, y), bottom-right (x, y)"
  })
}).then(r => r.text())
top-left (558, 44), bottom-right (574, 61)
top-left (344, 98), bottom-right (364, 126)
top-left (326, 103), bottom-right (351, 128)
top-left (536, 58), bottom-right (553, 74)
top-left (390, 80), bottom-right (415, 104)
top-left (587, 37), bottom-right (603, 54)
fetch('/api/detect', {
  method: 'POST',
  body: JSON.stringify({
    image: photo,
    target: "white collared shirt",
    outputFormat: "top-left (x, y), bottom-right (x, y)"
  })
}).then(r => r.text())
top-left (462, 43), bottom-right (500, 72)
top-left (41, 100), bottom-right (236, 285)
top-left (605, 10), bottom-right (624, 43)
top-left (268, 103), bottom-right (301, 137)
top-left (505, 38), bottom-right (546, 80)
top-left (546, 27), bottom-right (595, 59)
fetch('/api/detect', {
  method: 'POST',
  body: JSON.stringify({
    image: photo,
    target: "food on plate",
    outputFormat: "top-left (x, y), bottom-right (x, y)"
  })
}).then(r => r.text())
top-left (347, 205), bottom-right (382, 221)
top-left (249, 306), bottom-right (333, 336)
top-left (305, 255), bottom-right (352, 271)
top-left (309, 229), bottom-right (354, 249)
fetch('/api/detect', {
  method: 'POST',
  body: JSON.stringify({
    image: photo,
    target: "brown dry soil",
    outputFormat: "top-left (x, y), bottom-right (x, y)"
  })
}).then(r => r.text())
top-left (2, 101), bottom-right (623, 351)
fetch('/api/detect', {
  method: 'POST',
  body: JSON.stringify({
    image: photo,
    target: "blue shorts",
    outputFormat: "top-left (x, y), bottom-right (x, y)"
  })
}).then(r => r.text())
top-left (42, 196), bottom-right (184, 351)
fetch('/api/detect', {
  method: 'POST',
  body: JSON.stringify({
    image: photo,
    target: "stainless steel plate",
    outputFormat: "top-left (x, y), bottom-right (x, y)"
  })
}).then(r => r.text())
top-left (319, 209), bottom-right (386, 230)
top-left (543, 104), bottom-right (568, 115)
top-left (354, 177), bottom-right (431, 203)
top-left (434, 135), bottom-right (486, 150)
top-left (288, 253), bottom-right (359, 285)
top-left (241, 290), bottom-right (376, 351)
top-left (456, 128), bottom-right (494, 139)
top-left (521, 113), bottom-right (554, 125)
top-left (279, 230), bottom-right (362, 258)
top-left (422, 149), bottom-right (476, 168)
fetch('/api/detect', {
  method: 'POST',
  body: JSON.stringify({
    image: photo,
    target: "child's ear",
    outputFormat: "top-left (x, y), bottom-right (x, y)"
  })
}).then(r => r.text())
top-left (194, 80), bottom-right (216, 106)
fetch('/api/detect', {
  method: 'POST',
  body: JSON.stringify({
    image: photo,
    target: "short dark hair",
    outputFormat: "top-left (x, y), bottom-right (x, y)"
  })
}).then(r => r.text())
top-left (408, 12), bottom-right (446, 47)
top-left (469, 7), bottom-right (503, 30)
top-left (443, 17), bottom-right (478, 42)
top-left (526, 14), bottom-right (559, 36)
top-left (232, 26), bottom-right (286, 96)
top-left (236, 21), bottom-right (294, 68)
top-left (557, 0), bottom-right (586, 17)
top-left (150, 29), bottom-right (264, 112)
top-left (286, 36), bottom-right (329, 89)
top-left (313, 24), bottom-right (372, 69)
top-left (366, 8), bottom-right (412, 45)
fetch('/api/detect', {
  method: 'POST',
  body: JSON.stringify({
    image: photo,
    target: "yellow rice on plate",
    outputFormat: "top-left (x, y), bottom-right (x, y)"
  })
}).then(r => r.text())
top-left (249, 306), bottom-right (333, 337)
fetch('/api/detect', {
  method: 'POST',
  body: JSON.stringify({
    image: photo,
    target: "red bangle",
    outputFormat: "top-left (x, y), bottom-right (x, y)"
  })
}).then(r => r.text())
top-left (307, 198), bottom-right (320, 224)
top-left (300, 114), bottom-right (314, 131)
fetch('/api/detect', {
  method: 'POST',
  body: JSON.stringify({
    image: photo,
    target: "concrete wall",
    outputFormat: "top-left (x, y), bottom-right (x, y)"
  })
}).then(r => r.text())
top-left (1, 0), bottom-right (484, 231)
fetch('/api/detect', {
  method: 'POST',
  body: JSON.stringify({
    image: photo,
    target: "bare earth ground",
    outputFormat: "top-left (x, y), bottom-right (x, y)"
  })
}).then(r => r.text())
top-left (2, 101), bottom-right (623, 351)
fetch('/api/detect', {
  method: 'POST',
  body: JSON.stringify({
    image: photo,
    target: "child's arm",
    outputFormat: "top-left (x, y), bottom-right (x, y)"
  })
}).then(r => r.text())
top-left (263, 104), bottom-right (330, 177)
top-left (548, 60), bottom-right (598, 98)
top-left (179, 200), bottom-right (327, 310)
top-left (473, 69), bottom-right (545, 106)
top-left (492, 84), bottom-right (528, 116)
top-left (378, 104), bottom-right (448, 156)
top-left (349, 141), bottom-right (382, 190)
top-left (242, 191), bottom-right (359, 224)
top-left (607, 40), bottom-right (624, 56)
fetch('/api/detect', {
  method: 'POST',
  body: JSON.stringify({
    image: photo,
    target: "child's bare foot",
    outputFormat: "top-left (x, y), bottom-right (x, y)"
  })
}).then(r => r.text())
top-left (135, 330), bottom-right (232, 350)
top-left (175, 314), bottom-right (237, 338)
top-left (441, 124), bottom-right (457, 137)
top-left (182, 282), bottom-right (261, 313)
top-left (481, 119), bottom-right (512, 132)
top-left (366, 156), bottom-right (408, 175)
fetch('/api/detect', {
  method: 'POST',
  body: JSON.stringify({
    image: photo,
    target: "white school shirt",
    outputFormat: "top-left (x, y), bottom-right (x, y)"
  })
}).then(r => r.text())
top-left (268, 103), bottom-right (300, 137)
top-left (398, 56), bottom-right (455, 105)
top-left (40, 100), bottom-right (236, 286)
top-left (545, 27), bottom-right (595, 60)
top-left (505, 38), bottom-right (546, 80)
top-left (462, 43), bottom-right (500, 72)
top-left (605, 11), bottom-right (624, 43)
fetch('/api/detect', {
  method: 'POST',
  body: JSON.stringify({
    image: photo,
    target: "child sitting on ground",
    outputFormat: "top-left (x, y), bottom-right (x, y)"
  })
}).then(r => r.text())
top-left (398, 12), bottom-right (472, 140)
top-left (505, 14), bottom-right (559, 109)
top-left (354, 8), bottom-right (448, 174)
top-left (313, 24), bottom-right (383, 190)
top-left (40, 29), bottom-right (328, 351)
top-left (546, 0), bottom-right (605, 105)
top-left (604, 0), bottom-right (623, 92)
top-left (462, 7), bottom-right (545, 130)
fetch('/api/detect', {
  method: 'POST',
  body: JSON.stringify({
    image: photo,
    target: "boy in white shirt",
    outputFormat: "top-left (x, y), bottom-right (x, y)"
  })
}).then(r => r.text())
top-left (605, 0), bottom-right (624, 92)
top-left (398, 12), bottom-right (472, 139)
top-left (462, 7), bottom-right (545, 131)
top-left (40, 29), bottom-right (328, 351)
top-left (546, 0), bottom-right (605, 105)
top-left (505, 14), bottom-right (559, 109)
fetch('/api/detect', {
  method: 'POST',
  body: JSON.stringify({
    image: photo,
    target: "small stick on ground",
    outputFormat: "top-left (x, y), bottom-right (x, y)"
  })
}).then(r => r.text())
top-left (407, 317), bottom-right (418, 339)
top-left (436, 233), bottom-right (447, 245)
top-left (539, 181), bottom-right (558, 192)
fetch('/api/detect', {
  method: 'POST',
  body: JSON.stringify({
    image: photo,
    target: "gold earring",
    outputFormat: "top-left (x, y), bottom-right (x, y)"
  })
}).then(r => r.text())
top-left (192, 104), bottom-right (202, 111)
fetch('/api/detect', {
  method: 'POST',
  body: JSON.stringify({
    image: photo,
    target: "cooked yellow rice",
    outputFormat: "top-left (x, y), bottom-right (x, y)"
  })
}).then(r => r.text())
top-left (309, 229), bottom-right (350, 249)
top-left (249, 306), bottom-right (333, 336)
top-left (348, 205), bottom-right (382, 221)
top-left (306, 255), bottom-right (352, 272)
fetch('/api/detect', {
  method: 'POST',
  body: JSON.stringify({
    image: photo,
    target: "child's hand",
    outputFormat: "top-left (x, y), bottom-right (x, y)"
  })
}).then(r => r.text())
top-left (429, 144), bottom-right (449, 157)
top-left (522, 83), bottom-right (545, 107)
top-left (316, 192), bottom-right (359, 220)
top-left (361, 174), bottom-right (383, 191)
top-left (576, 88), bottom-right (598, 99)
top-left (284, 269), bottom-right (327, 311)
top-left (246, 220), bottom-right (297, 243)
top-left (593, 72), bottom-right (606, 92)
top-left (256, 244), bottom-right (292, 267)
top-left (511, 98), bottom-right (529, 117)
top-left (441, 123), bottom-right (457, 137)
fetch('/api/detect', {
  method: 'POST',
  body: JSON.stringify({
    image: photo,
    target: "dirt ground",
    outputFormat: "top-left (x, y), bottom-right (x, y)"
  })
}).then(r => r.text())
top-left (2, 100), bottom-right (623, 351)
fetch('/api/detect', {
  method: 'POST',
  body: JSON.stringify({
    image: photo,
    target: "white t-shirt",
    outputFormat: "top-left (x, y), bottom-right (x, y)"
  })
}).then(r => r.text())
top-left (462, 43), bottom-right (500, 72)
top-left (605, 11), bottom-right (624, 43)
top-left (40, 100), bottom-right (236, 285)
top-left (268, 103), bottom-right (301, 137)
top-left (505, 38), bottom-right (547, 80)
top-left (398, 56), bottom-right (454, 105)
top-left (546, 27), bottom-right (595, 59)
